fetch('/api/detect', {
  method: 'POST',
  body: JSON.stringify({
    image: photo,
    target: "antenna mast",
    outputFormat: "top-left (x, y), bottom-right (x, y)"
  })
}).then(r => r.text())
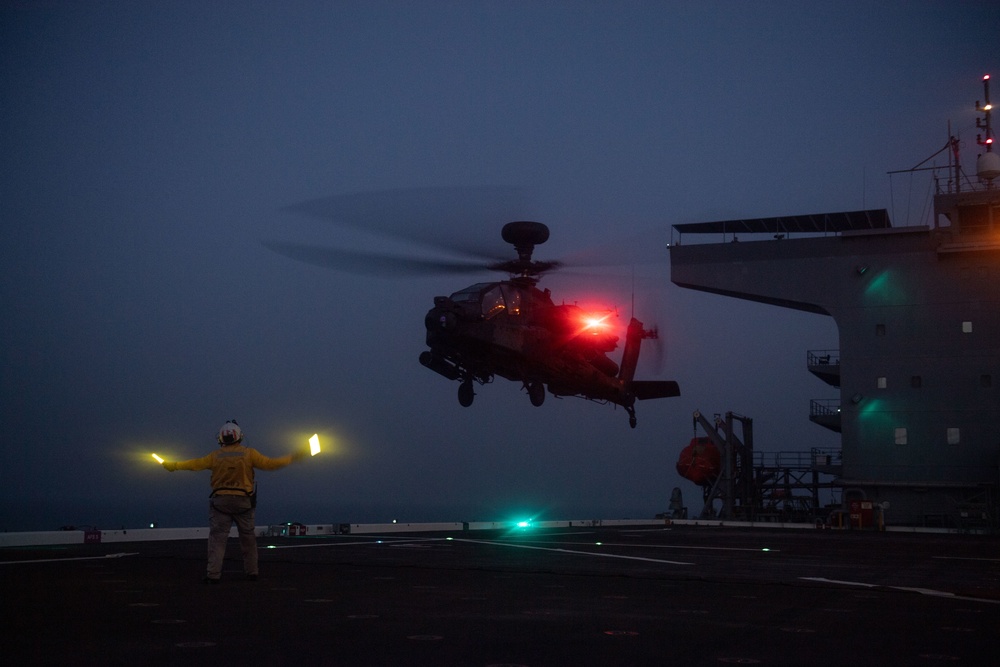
top-left (976, 74), bottom-right (999, 187)
top-left (976, 74), bottom-right (994, 151)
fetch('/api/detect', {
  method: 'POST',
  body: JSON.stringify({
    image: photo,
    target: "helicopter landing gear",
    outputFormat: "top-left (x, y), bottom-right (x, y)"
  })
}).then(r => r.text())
top-left (626, 406), bottom-right (637, 429)
top-left (527, 381), bottom-right (545, 407)
top-left (458, 379), bottom-right (475, 407)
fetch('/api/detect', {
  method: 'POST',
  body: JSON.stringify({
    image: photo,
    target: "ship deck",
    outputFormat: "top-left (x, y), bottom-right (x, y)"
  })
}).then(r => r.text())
top-left (4, 524), bottom-right (999, 666)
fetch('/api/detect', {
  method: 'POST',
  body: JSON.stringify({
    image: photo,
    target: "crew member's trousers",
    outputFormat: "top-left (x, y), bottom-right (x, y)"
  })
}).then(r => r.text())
top-left (206, 495), bottom-right (257, 579)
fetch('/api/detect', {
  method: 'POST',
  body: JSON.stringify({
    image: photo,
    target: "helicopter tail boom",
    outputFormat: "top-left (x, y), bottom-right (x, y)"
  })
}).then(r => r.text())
top-left (617, 317), bottom-right (650, 385)
top-left (616, 317), bottom-right (681, 425)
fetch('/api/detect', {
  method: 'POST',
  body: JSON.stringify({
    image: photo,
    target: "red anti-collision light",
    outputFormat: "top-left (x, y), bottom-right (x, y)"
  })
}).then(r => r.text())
top-left (581, 312), bottom-right (613, 331)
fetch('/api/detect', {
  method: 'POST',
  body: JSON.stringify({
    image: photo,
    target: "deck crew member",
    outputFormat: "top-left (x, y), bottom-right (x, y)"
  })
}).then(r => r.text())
top-left (161, 420), bottom-right (306, 583)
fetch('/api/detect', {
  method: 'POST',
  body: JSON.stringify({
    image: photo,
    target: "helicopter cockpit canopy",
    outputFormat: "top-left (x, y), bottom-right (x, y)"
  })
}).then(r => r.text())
top-left (449, 281), bottom-right (553, 320)
top-left (444, 282), bottom-right (615, 350)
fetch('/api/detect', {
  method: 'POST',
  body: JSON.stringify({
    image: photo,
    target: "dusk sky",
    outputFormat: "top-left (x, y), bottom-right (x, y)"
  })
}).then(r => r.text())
top-left (2, 1), bottom-right (995, 531)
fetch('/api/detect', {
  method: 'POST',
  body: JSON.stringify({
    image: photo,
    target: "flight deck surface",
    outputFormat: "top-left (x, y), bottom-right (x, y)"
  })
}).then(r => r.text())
top-left (3, 524), bottom-right (998, 666)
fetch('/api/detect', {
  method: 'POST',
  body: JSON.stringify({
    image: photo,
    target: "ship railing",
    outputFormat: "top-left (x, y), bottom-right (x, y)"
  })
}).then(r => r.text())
top-left (810, 398), bottom-right (840, 417)
top-left (753, 449), bottom-right (841, 469)
top-left (807, 349), bottom-right (839, 366)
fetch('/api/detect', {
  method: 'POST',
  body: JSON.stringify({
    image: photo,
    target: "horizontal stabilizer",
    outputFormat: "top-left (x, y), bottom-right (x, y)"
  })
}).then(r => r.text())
top-left (632, 380), bottom-right (681, 400)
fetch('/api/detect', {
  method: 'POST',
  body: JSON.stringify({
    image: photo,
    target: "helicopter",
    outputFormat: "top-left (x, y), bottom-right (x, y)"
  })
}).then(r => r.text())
top-left (266, 187), bottom-right (680, 428)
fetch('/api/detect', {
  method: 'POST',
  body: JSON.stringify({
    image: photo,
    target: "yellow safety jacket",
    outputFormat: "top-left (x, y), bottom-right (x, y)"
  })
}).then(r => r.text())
top-left (172, 444), bottom-right (294, 496)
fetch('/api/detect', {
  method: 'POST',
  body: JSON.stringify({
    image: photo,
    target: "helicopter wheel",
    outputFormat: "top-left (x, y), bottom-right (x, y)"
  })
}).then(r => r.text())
top-left (458, 380), bottom-right (475, 407)
top-left (527, 381), bottom-right (545, 407)
top-left (627, 408), bottom-right (637, 429)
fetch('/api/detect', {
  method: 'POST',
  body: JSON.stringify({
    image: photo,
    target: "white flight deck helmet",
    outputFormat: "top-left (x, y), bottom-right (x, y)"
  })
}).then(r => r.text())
top-left (217, 420), bottom-right (244, 445)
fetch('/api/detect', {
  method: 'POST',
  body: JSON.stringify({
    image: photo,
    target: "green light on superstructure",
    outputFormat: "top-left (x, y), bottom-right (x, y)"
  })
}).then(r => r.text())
top-left (862, 269), bottom-right (908, 304)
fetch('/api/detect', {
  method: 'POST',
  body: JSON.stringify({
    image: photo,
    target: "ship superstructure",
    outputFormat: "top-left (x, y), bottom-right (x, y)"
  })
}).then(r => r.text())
top-left (669, 76), bottom-right (1000, 528)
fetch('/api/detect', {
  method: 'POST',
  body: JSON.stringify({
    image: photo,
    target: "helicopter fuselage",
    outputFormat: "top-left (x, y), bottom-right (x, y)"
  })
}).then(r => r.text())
top-left (269, 196), bottom-right (681, 426)
top-left (419, 279), bottom-right (679, 426)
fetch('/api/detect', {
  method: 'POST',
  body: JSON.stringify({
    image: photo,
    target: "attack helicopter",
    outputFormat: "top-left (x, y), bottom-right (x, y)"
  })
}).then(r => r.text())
top-left (266, 187), bottom-right (680, 428)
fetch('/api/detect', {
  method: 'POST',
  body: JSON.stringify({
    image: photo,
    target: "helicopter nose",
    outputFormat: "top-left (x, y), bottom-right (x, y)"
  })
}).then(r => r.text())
top-left (425, 308), bottom-right (458, 332)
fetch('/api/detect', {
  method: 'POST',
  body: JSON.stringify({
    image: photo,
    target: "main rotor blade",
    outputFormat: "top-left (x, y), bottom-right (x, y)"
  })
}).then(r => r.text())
top-left (283, 186), bottom-right (535, 261)
top-left (263, 240), bottom-right (492, 277)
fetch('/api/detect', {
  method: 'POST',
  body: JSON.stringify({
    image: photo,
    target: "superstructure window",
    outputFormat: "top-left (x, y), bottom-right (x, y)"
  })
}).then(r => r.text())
top-left (947, 428), bottom-right (961, 445)
top-left (962, 321), bottom-right (973, 333)
top-left (894, 427), bottom-right (907, 445)
top-left (981, 374), bottom-right (992, 388)
top-left (876, 324), bottom-right (886, 336)
top-left (876, 377), bottom-right (887, 389)
top-left (911, 375), bottom-right (922, 388)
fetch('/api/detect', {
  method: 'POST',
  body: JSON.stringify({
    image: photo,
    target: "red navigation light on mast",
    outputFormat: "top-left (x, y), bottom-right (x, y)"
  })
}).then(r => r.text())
top-left (975, 74), bottom-right (1000, 186)
top-left (976, 74), bottom-right (993, 151)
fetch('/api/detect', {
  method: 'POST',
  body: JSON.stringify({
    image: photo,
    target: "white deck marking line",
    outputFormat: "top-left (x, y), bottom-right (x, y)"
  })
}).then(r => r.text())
top-left (262, 537), bottom-right (440, 550)
top-left (799, 577), bottom-right (1000, 605)
top-left (799, 577), bottom-right (876, 588)
top-left (506, 531), bottom-right (597, 537)
top-left (0, 552), bottom-right (139, 565)
top-left (498, 539), bottom-right (777, 553)
top-left (455, 538), bottom-right (693, 565)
